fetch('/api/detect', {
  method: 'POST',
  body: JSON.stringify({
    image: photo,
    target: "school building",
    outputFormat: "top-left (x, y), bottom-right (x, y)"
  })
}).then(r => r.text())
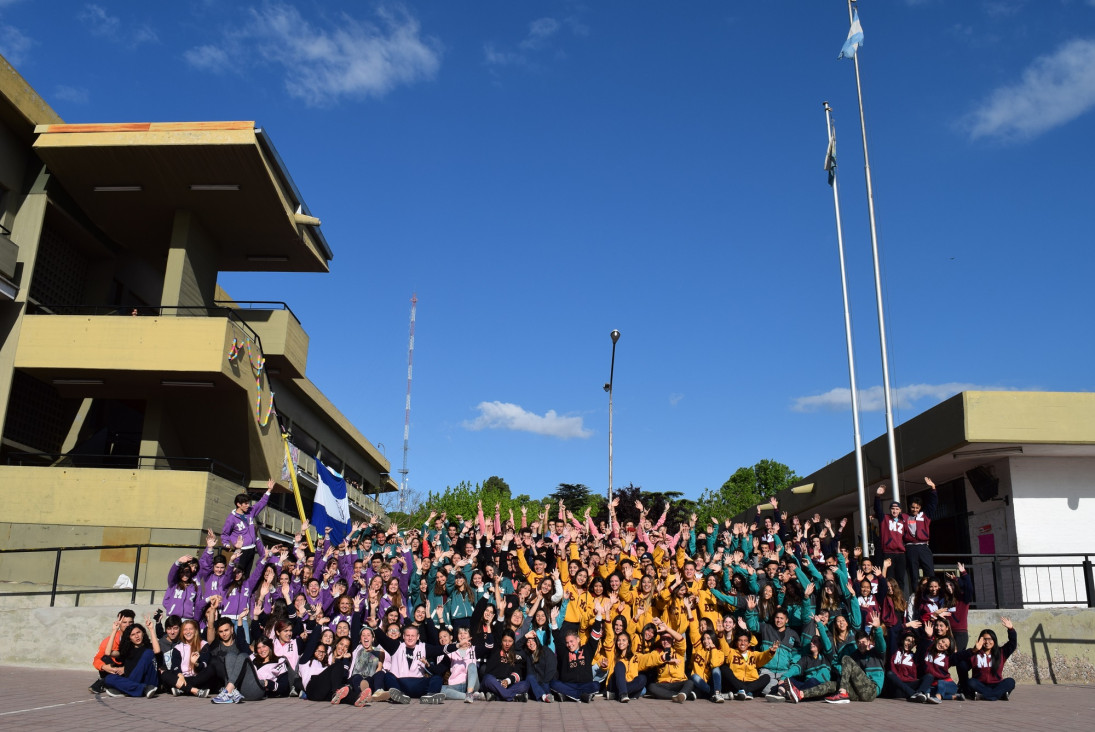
top-left (0, 53), bottom-right (396, 594)
top-left (753, 390), bottom-right (1095, 609)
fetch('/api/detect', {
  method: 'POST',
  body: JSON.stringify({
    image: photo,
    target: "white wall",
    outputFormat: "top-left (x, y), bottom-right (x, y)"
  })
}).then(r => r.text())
top-left (1009, 456), bottom-right (1095, 606)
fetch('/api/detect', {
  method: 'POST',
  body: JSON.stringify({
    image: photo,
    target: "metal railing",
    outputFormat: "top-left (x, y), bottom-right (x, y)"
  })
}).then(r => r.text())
top-left (26, 303), bottom-right (264, 351)
top-left (935, 552), bottom-right (1095, 609)
top-left (213, 299), bottom-right (301, 325)
top-left (0, 543), bottom-right (196, 607)
top-left (6, 543), bottom-right (1089, 611)
top-left (4, 452), bottom-right (247, 486)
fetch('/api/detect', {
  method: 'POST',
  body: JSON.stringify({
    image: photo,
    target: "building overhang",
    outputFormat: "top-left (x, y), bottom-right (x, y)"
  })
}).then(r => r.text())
top-left (32, 122), bottom-right (331, 272)
top-left (743, 391), bottom-right (1095, 520)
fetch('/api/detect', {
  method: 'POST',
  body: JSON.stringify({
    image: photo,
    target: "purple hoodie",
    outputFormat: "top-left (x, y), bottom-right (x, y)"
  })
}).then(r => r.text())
top-left (222, 558), bottom-right (266, 618)
top-left (163, 562), bottom-right (200, 620)
top-left (220, 490), bottom-right (271, 550)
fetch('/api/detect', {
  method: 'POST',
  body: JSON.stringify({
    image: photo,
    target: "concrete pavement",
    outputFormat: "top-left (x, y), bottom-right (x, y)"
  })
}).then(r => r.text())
top-left (1, 666), bottom-right (1092, 732)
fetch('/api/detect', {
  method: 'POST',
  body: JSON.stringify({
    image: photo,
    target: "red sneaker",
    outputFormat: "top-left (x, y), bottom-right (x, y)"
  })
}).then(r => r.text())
top-left (824, 690), bottom-right (850, 704)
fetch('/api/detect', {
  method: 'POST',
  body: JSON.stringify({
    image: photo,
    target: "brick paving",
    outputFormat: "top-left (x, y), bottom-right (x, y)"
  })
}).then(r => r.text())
top-left (0, 666), bottom-right (1092, 732)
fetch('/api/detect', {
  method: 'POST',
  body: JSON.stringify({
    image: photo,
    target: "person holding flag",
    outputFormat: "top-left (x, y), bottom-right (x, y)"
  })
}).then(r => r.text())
top-left (312, 460), bottom-right (352, 545)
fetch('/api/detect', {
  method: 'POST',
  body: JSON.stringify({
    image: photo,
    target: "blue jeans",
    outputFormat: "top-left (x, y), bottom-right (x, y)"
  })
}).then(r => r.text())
top-left (103, 649), bottom-right (159, 696)
top-left (527, 674), bottom-right (552, 701)
top-left (691, 668), bottom-right (722, 698)
top-left (968, 677), bottom-right (1014, 701)
top-left (441, 663), bottom-right (479, 699)
top-left (550, 679), bottom-right (600, 700)
top-left (609, 663), bottom-right (646, 699)
top-left (381, 672), bottom-right (442, 697)
top-left (885, 671), bottom-right (917, 698)
top-left (482, 674), bottom-right (530, 700)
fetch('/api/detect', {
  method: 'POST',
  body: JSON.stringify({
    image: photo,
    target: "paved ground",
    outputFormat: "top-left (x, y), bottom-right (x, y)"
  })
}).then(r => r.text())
top-left (1, 666), bottom-right (1093, 732)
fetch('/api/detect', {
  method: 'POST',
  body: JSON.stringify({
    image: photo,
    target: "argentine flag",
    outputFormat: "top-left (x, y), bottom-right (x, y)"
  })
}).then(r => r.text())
top-left (312, 460), bottom-right (351, 544)
top-left (838, 10), bottom-right (864, 60)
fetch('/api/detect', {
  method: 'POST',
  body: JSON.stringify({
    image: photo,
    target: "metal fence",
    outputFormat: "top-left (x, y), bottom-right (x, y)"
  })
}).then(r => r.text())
top-left (3, 453), bottom-right (247, 485)
top-left (0, 543), bottom-right (196, 607)
top-left (2, 544), bottom-right (1092, 611)
top-left (934, 552), bottom-right (1095, 609)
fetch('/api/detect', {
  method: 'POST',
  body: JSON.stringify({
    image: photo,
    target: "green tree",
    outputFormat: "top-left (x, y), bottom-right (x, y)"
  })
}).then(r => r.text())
top-left (696, 459), bottom-right (800, 527)
top-left (482, 475), bottom-right (511, 497)
top-left (548, 483), bottom-right (592, 506)
top-left (401, 477), bottom-right (543, 527)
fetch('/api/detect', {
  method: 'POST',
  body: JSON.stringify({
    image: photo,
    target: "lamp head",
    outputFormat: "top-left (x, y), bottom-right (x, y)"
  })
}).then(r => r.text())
top-left (610, 329), bottom-right (621, 344)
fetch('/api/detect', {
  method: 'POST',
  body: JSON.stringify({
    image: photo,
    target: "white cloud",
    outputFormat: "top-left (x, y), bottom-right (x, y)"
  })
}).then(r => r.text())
top-left (965, 38), bottom-right (1095, 141)
top-left (0, 21), bottom-right (32, 65)
top-left (78, 4), bottom-right (157, 46)
top-left (485, 13), bottom-right (587, 68)
top-left (80, 4), bottom-right (119, 36)
top-left (183, 44), bottom-right (230, 73)
top-left (185, 3), bottom-right (440, 106)
top-left (53, 85), bottom-right (89, 104)
top-left (519, 18), bottom-right (560, 51)
top-left (464, 401), bottom-right (592, 439)
top-left (669, 393), bottom-right (684, 407)
top-left (792, 383), bottom-right (1019, 413)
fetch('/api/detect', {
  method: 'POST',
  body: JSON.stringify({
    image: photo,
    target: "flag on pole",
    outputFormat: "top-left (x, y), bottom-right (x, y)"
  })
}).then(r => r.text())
top-left (311, 460), bottom-right (351, 544)
top-left (838, 9), bottom-right (864, 60)
top-left (825, 126), bottom-right (837, 186)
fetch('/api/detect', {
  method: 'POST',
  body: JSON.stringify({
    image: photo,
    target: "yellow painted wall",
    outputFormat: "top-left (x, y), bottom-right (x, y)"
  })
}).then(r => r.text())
top-left (965, 391), bottom-right (1095, 444)
top-left (237, 308), bottom-right (309, 378)
top-left (0, 465), bottom-right (212, 528)
top-left (0, 466), bottom-right (272, 590)
top-left (15, 314), bottom-right (230, 373)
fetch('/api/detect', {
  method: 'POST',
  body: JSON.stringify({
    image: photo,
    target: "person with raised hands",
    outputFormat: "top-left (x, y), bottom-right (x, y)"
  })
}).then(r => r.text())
top-left (958, 616), bottom-right (1017, 701)
top-left (797, 610), bottom-right (887, 704)
top-left (162, 545), bottom-right (202, 623)
top-left (221, 478), bottom-right (276, 576)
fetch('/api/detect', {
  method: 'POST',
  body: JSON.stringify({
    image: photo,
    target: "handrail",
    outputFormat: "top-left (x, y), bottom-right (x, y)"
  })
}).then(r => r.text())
top-left (934, 552), bottom-right (1095, 610)
top-left (4, 452), bottom-right (247, 486)
top-left (0, 543), bottom-right (200, 607)
top-left (0, 542), bottom-right (197, 555)
top-left (213, 299), bottom-right (301, 325)
top-left (26, 303), bottom-right (264, 351)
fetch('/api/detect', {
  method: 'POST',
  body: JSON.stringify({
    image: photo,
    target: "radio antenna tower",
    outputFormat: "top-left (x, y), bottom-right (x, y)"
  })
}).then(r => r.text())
top-left (398, 293), bottom-right (417, 513)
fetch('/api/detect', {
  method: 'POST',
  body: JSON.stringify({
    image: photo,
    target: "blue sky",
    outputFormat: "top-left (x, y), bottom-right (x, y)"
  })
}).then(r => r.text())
top-left (3, 1), bottom-right (1094, 504)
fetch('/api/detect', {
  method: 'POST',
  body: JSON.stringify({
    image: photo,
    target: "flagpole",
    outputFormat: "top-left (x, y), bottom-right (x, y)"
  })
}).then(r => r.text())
top-left (282, 431), bottom-right (315, 551)
top-left (824, 102), bottom-right (870, 557)
top-left (847, 0), bottom-right (901, 505)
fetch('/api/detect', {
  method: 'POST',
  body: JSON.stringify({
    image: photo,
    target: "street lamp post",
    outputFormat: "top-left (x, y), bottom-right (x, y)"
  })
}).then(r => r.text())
top-left (604, 329), bottom-right (621, 505)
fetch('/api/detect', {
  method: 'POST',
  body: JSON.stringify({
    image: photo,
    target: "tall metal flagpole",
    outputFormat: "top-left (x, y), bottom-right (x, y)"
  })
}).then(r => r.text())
top-left (847, 0), bottom-right (901, 504)
top-left (825, 102), bottom-right (869, 557)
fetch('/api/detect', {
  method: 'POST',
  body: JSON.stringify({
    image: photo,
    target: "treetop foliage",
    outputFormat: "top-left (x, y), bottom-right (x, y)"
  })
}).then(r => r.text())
top-left (384, 459), bottom-right (798, 533)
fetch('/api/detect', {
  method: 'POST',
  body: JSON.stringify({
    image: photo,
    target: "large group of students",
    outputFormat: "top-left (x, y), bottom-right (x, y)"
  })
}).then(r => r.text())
top-left (88, 476), bottom-right (1018, 707)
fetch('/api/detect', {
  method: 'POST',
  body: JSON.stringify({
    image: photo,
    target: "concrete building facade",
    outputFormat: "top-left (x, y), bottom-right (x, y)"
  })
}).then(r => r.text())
top-left (0, 54), bottom-right (396, 595)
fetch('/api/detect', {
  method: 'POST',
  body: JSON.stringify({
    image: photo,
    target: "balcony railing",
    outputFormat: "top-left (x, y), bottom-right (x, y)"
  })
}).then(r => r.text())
top-left (3, 452), bottom-right (247, 486)
top-left (213, 299), bottom-right (300, 326)
top-left (26, 303), bottom-right (263, 352)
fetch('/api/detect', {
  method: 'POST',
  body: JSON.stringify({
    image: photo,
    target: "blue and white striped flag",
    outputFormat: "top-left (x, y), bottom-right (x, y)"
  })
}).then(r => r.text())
top-left (312, 460), bottom-right (351, 544)
top-left (838, 10), bottom-right (864, 60)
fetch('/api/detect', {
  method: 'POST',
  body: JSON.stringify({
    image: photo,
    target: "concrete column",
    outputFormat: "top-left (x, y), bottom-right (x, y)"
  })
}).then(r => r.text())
top-left (160, 210), bottom-right (218, 310)
top-left (0, 165), bottom-right (50, 437)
